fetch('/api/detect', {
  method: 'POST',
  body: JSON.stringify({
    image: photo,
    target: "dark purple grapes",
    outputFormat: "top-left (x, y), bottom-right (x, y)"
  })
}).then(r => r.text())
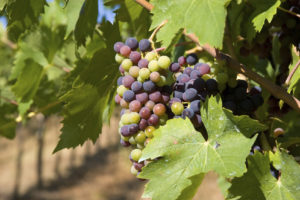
top-left (186, 54), bottom-right (198, 65)
top-left (239, 98), bottom-right (255, 113)
top-left (169, 62), bottom-right (180, 72)
top-left (234, 87), bottom-right (247, 101)
top-left (206, 79), bottom-right (218, 92)
top-left (148, 114), bottom-right (159, 126)
top-left (129, 51), bottom-right (141, 64)
top-left (250, 94), bottom-right (264, 107)
top-left (223, 101), bottom-right (237, 112)
top-left (125, 37), bottom-right (139, 50)
top-left (139, 119), bottom-right (148, 130)
top-left (131, 81), bottom-right (143, 93)
top-left (123, 90), bottom-right (135, 102)
top-left (183, 88), bottom-right (197, 101)
top-left (190, 100), bottom-right (200, 113)
top-left (138, 59), bottom-right (149, 68)
top-left (178, 56), bottom-right (186, 66)
top-left (143, 80), bottom-right (156, 93)
top-left (182, 108), bottom-right (194, 119)
top-left (114, 42), bottom-right (124, 53)
top-left (121, 125), bottom-right (131, 137)
top-left (237, 80), bottom-right (248, 89)
top-left (139, 39), bottom-right (151, 52)
top-left (128, 124), bottom-right (139, 135)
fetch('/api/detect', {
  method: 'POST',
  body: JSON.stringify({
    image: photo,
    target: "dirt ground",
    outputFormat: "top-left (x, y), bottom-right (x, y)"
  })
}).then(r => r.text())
top-left (0, 115), bottom-right (224, 200)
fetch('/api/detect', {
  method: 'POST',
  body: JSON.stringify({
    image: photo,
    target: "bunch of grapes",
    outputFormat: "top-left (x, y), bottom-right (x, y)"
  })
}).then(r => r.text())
top-left (114, 37), bottom-right (173, 177)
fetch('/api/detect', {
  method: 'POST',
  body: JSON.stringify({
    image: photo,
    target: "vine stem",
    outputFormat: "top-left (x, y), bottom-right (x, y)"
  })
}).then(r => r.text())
top-left (149, 20), bottom-right (168, 56)
top-left (278, 7), bottom-right (300, 19)
top-left (285, 59), bottom-right (300, 86)
top-left (134, 0), bottom-right (300, 112)
top-left (0, 96), bottom-right (18, 106)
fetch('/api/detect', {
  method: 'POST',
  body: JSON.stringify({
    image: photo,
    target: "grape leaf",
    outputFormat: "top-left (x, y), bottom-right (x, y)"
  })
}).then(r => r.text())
top-left (74, 0), bottom-right (98, 46)
top-left (287, 47), bottom-right (300, 97)
top-left (229, 151), bottom-right (300, 200)
top-left (0, 104), bottom-right (17, 139)
top-left (64, 0), bottom-right (85, 37)
top-left (250, 0), bottom-right (281, 32)
top-left (139, 96), bottom-right (266, 200)
top-left (151, 0), bottom-right (228, 48)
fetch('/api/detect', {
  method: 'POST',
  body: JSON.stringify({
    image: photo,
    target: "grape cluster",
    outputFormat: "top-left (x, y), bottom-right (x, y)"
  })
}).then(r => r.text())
top-left (114, 37), bottom-right (172, 177)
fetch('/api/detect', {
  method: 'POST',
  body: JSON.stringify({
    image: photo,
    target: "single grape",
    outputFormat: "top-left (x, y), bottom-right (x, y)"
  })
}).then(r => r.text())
top-left (122, 75), bottom-right (135, 88)
top-left (150, 71), bottom-right (161, 83)
top-left (174, 91), bottom-right (183, 99)
top-left (183, 88), bottom-right (198, 101)
top-left (158, 56), bottom-right (171, 70)
top-left (153, 103), bottom-right (166, 116)
top-left (139, 107), bottom-right (151, 119)
top-left (145, 100), bottom-right (155, 110)
top-left (131, 165), bottom-right (138, 176)
top-left (120, 134), bottom-right (129, 141)
top-left (250, 86), bottom-right (262, 95)
top-left (139, 68), bottom-right (151, 80)
top-left (120, 99), bottom-right (129, 108)
top-left (186, 54), bottom-right (198, 65)
top-left (198, 63), bottom-right (211, 75)
top-left (145, 126), bottom-right (155, 138)
top-left (120, 139), bottom-right (130, 147)
top-left (128, 123), bottom-right (139, 135)
top-left (274, 127), bottom-right (285, 137)
top-left (129, 66), bottom-right (140, 78)
top-left (190, 70), bottom-right (201, 79)
top-left (120, 45), bottom-right (131, 57)
top-left (178, 56), bottom-right (186, 66)
top-left (133, 161), bottom-right (145, 172)
top-left (139, 39), bottom-right (151, 52)
top-left (139, 119), bottom-right (148, 130)
top-left (149, 91), bottom-right (162, 103)
top-left (190, 100), bottom-right (201, 113)
top-left (250, 94), bottom-right (264, 108)
top-left (177, 74), bottom-right (190, 83)
top-left (182, 108), bottom-right (195, 119)
top-left (156, 75), bottom-right (166, 87)
top-left (135, 131), bottom-right (146, 144)
top-left (120, 125), bottom-right (131, 137)
top-left (148, 114), bottom-right (159, 126)
top-left (117, 77), bottom-right (123, 86)
top-left (145, 52), bottom-right (156, 61)
top-left (138, 59), bottom-right (149, 69)
top-left (131, 81), bottom-right (143, 93)
top-left (183, 67), bottom-right (193, 76)
top-left (137, 143), bottom-right (144, 150)
top-left (129, 51), bottom-right (141, 64)
top-left (171, 102), bottom-right (184, 115)
top-left (129, 136), bottom-right (137, 145)
top-left (119, 65), bottom-right (125, 74)
top-left (115, 53), bottom-right (124, 63)
top-left (129, 112), bottom-right (141, 124)
top-left (115, 94), bottom-right (121, 104)
top-left (161, 92), bottom-right (170, 104)
top-left (121, 113), bottom-right (131, 125)
top-left (143, 80), bottom-right (156, 93)
top-left (121, 59), bottom-right (133, 71)
top-left (206, 79), bottom-right (218, 92)
top-left (194, 63), bottom-right (203, 70)
top-left (135, 92), bottom-right (149, 104)
top-left (148, 60), bottom-right (160, 72)
top-left (169, 62), bottom-right (180, 72)
top-left (129, 100), bottom-right (142, 112)
top-left (137, 76), bottom-right (144, 83)
top-left (114, 42), bottom-right (124, 53)
top-left (123, 90), bottom-right (135, 102)
top-left (117, 85), bottom-right (128, 97)
top-left (216, 72), bottom-right (229, 84)
top-left (237, 79), bottom-right (248, 88)
top-left (125, 37), bottom-right (139, 50)
top-left (253, 145), bottom-right (261, 152)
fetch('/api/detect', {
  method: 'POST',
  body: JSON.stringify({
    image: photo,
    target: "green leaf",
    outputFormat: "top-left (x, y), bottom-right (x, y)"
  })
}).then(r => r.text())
top-left (287, 47), bottom-right (300, 97)
top-left (139, 96), bottom-right (266, 200)
top-left (0, 104), bottom-right (17, 139)
top-left (151, 0), bottom-right (228, 48)
top-left (250, 0), bottom-right (281, 32)
top-left (64, 0), bottom-right (85, 37)
top-left (74, 0), bottom-right (98, 45)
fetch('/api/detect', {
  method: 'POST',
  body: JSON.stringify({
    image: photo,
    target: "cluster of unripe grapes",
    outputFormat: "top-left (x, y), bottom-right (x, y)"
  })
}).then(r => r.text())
top-left (114, 37), bottom-right (264, 177)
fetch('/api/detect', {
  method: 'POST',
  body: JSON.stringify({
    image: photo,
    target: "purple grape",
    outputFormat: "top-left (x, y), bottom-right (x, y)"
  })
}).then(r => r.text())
top-left (182, 108), bottom-right (195, 119)
top-left (120, 139), bottom-right (130, 147)
top-left (253, 145), bottom-right (261, 152)
top-left (193, 78), bottom-right (206, 92)
top-left (186, 54), bottom-right (198, 65)
top-left (145, 100), bottom-right (155, 110)
top-left (161, 92), bottom-right (170, 104)
top-left (114, 42), bottom-right (124, 53)
top-left (139, 39), bottom-right (151, 52)
top-left (135, 92), bottom-right (148, 104)
top-left (131, 81), bottom-right (143, 93)
top-left (129, 100), bottom-right (142, 112)
top-left (143, 81), bottom-right (156, 93)
top-left (117, 77), bottom-right (123, 86)
top-left (183, 88), bottom-right (198, 101)
top-left (149, 91), bottom-right (162, 103)
top-left (190, 100), bottom-right (200, 113)
top-left (198, 64), bottom-right (211, 75)
top-left (129, 51), bottom-right (141, 64)
top-left (250, 94), bottom-right (264, 108)
top-left (138, 59), bottom-right (149, 68)
top-left (122, 75), bottom-right (135, 88)
top-left (177, 74), bottom-right (190, 83)
top-left (148, 114), bottom-right (159, 126)
top-left (139, 107), bottom-right (151, 119)
top-left (128, 124), bottom-right (139, 135)
top-left (194, 63), bottom-right (203, 70)
top-left (133, 161), bottom-right (145, 171)
top-left (123, 90), bottom-right (135, 102)
top-left (120, 45), bottom-right (131, 57)
top-left (119, 65), bottom-right (125, 74)
top-left (190, 70), bottom-right (201, 79)
top-left (174, 82), bottom-right (185, 92)
top-left (237, 80), bottom-right (248, 88)
top-left (121, 125), bottom-right (130, 137)
top-left (206, 79), bottom-right (218, 92)
top-left (125, 37), bottom-right (139, 50)
top-left (178, 56), bottom-right (186, 66)
top-left (139, 119), bottom-right (148, 130)
top-left (183, 67), bottom-right (193, 76)
top-left (115, 94), bottom-right (121, 104)
top-left (169, 62), bottom-right (180, 72)
top-left (174, 91), bottom-right (183, 99)
top-left (240, 98), bottom-right (255, 113)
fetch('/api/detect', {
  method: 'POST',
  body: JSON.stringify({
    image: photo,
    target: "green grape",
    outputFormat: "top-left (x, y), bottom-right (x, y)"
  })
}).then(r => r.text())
top-left (121, 113), bottom-right (131, 125)
top-left (118, 121), bottom-right (124, 128)
top-left (129, 112), bottom-right (141, 124)
top-left (121, 135), bottom-right (130, 142)
top-left (139, 68), bottom-right (151, 80)
top-left (201, 74), bottom-right (211, 81)
top-left (171, 102), bottom-right (184, 115)
top-left (148, 60), bottom-right (160, 72)
top-left (135, 131), bottom-right (146, 144)
top-left (216, 72), bottom-right (229, 84)
top-left (218, 83), bottom-right (226, 92)
top-left (137, 76), bottom-right (145, 83)
top-left (131, 165), bottom-right (138, 176)
top-left (156, 75), bottom-right (166, 87)
top-left (115, 53), bottom-right (124, 63)
top-left (158, 56), bottom-right (171, 70)
top-left (129, 136), bottom-right (137, 145)
top-left (129, 66), bottom-right (140, 78)
top-left (131, 149), bottom-right (142, 161)
top-left (137, 143), bottom-right (144, 149)
top-left (228, 77), bottom-right (238, 88)
top-left (117, 85), bottom-right (128, 97)
top-left (145, 52), bottom-right (156, 61)
top-left (145, 126), bottom-right (155, 138)
top-left (159, 113), bottom-right (168, 125)
top-left (122, 59), bottom-right (133, 71)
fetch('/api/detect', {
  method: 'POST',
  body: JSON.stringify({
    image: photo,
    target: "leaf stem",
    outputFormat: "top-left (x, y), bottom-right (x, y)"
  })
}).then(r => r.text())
top-left (134, 1), bottom-right (300, 112)
top-left (149, 20), bottom-right (168, 56)
top-left (278, 7), bottom-right (300, 19)
top-left (285, 59), bottom-right (300, 86)
top-left (0, 96), bottom-right (18, 106)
